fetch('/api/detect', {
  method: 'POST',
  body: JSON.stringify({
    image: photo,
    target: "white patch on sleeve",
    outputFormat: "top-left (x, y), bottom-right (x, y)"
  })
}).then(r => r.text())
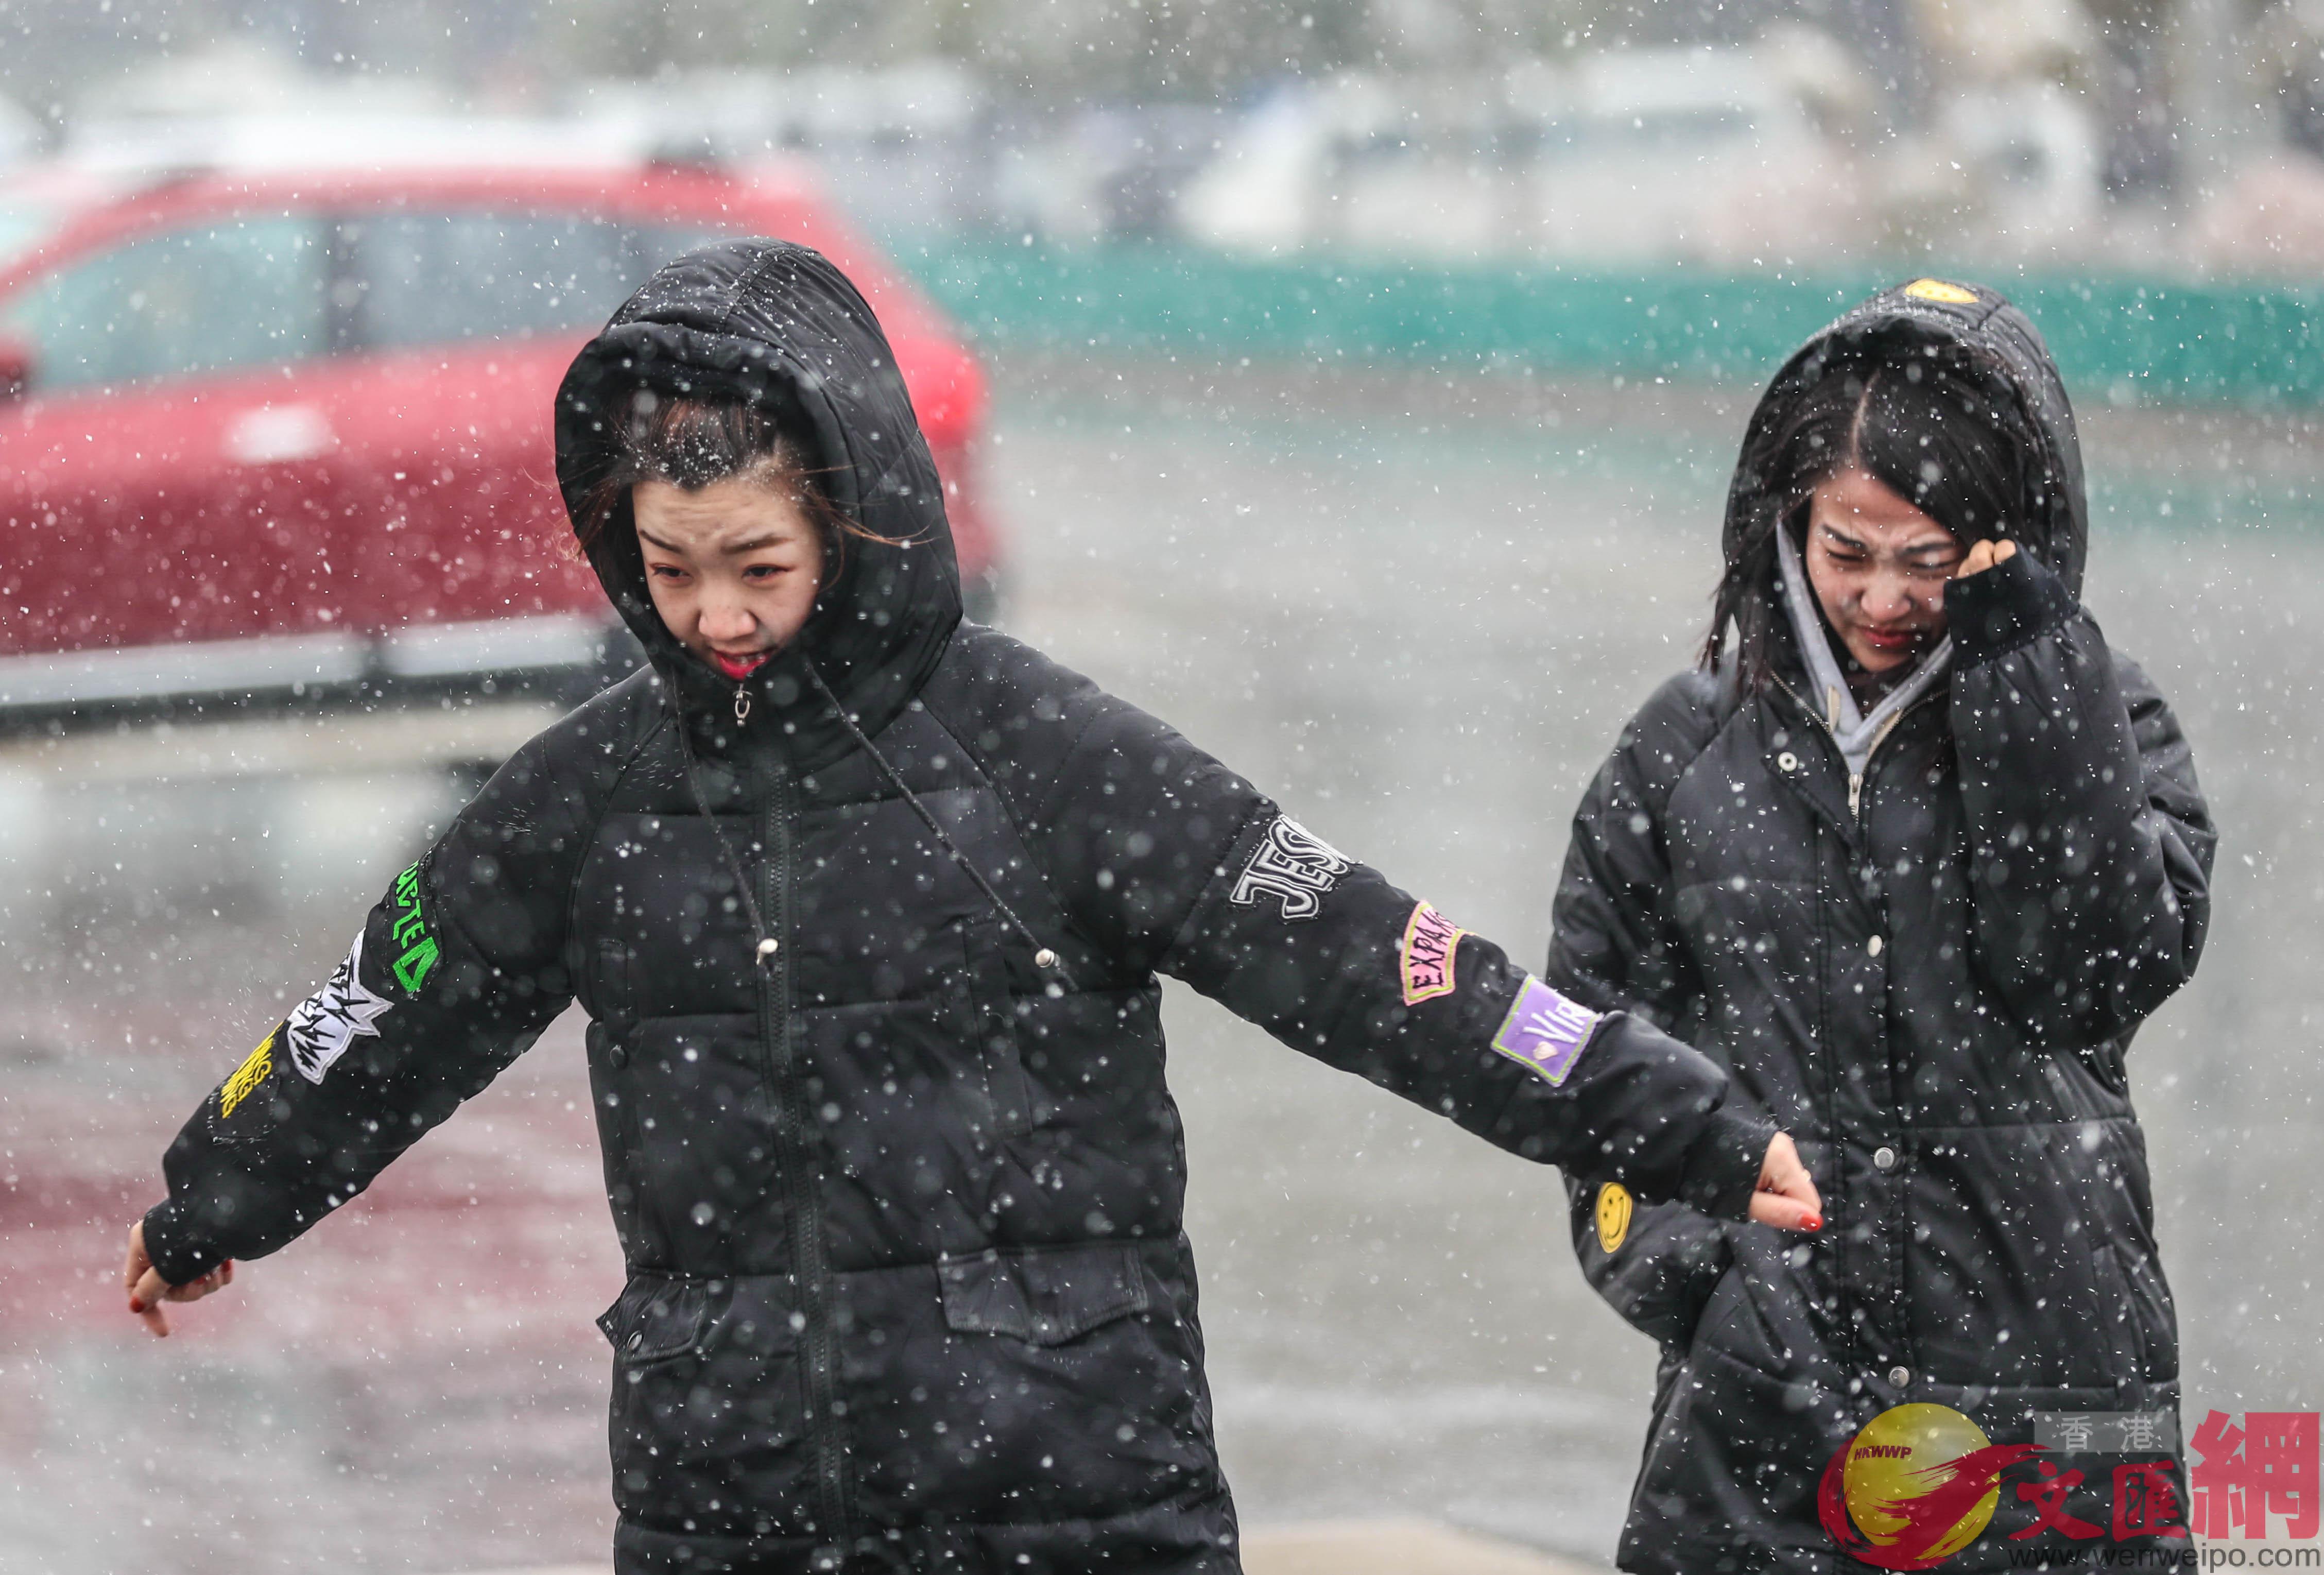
top-left (1229, 815), bottom-right (1352, 921)
top-left (286, 932), bottom-right (394, 1085)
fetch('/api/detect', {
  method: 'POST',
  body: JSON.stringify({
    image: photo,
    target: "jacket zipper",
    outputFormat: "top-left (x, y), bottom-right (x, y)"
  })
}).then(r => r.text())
top-left (1770, 673), bottom-right (1939, 1382)
top-left (751, 745), bottom-right (850, 1559)
top-left (1774, 675), bottom-right (1940, 832)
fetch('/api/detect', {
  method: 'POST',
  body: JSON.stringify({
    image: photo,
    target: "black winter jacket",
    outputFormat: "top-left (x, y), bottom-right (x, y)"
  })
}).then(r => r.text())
top-left (1552, 283), bottom-right (2216, 1573)
top-left (144, 241), bottom-right (1774, 1575)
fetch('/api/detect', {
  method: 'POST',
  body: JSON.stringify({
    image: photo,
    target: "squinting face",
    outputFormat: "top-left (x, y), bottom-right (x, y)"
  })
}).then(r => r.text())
top-left (1804, 466), bottom-right (1967, 674)
top-left (634, 476), bottom-right (824, 680)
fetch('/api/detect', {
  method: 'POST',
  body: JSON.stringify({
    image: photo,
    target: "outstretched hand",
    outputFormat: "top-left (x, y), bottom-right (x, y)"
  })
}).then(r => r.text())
top-left (1747, 1133), bottom-right (1822, 1231)
top-left (1957, 538), bottom-right (2019, 577)
top-left (122, 1219), bottom-right (234, 1337)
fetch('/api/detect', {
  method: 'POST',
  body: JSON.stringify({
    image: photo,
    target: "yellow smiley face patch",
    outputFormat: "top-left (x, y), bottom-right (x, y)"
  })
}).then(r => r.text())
top-left (1595, 1181), bottom-right (1633, 1253)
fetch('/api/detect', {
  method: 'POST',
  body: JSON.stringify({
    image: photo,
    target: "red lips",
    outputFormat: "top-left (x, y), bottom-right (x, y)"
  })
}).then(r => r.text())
top-left (1856, 625), bottom-right (1923, 654)
top-left (710, 649), bottom-right (771, 680)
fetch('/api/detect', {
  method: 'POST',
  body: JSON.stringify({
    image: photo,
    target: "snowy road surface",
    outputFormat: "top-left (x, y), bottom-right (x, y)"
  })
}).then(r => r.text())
top-left (2, 353), bottom-right (2316, 1572)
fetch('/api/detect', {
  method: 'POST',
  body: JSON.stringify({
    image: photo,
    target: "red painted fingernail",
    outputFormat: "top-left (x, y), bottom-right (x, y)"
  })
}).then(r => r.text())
top-left (1804, 1216), bottom-right (1823, 1231)
top-left (129, 1299), bottom-right (145, 1313)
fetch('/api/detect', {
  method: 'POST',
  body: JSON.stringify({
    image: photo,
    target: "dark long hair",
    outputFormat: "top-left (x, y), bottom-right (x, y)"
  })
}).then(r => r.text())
top-left (578, 391), bottom-right (900, 568)
top-left (1705, 339), bottom-right (2041, 689)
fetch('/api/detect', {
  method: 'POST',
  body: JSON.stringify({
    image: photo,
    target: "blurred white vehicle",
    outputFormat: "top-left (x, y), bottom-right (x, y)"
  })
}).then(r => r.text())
top-left (1932, 82), bottom-right (2106, 244)
top-left (1858, 81), bottom-right (2110, 267)
top-left (565, 63), bottom-right (994, 236)
top-left (1176, 74), bottom-right (1520, 260)
top-left (1178, 43), bottom-right (1861, 263)
top-left (996, 102), bottom-right (1225, 243)
top-left (1517, 46), bottom-right (1857, 263)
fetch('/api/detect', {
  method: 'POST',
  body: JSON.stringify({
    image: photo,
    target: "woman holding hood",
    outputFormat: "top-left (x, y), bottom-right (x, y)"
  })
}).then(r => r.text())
top-left (118, 240), bottom-right (1816, 1574)
top-left (1552, 279), bottom-right (2214, 1572)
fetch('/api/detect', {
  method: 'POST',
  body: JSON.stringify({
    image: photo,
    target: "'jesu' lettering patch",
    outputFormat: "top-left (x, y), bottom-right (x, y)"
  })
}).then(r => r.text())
top-left (1228, 816), bottom-right (1351, 921)
top-left (1399, 901), bottom-right (1466, 1004)
top-left (1489, 975), bottom-right (1602, 1087)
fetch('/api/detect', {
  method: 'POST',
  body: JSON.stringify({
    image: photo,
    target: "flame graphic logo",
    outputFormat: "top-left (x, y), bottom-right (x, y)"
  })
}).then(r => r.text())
top-left (1817, 1403), bottom-right (2043, 1569)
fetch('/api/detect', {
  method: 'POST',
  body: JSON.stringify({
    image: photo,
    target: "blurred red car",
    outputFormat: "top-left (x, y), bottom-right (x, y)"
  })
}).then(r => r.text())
top-left (0, 146), bottom-right (995, 727)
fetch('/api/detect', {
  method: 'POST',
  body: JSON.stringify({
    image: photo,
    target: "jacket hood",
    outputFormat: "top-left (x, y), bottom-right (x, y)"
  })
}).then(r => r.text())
top-left (1723, 278), bottom-right (2090, 604)
top-left (555, 239), bottom-right (961, 764)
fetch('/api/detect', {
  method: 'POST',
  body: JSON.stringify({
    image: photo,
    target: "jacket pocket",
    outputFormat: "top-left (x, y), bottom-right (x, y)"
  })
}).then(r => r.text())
top-left (1628, 1341), bottom-right (1840, 1550)
top-left (1687, 1256), bottom-right (1795, 1375)
top-left (2089, 1245), bottom-right (2143, 1384)
top-left (598, 1274), bottom-right (711, 1363)
top-left (958, 921), bottom-right (1036, 1141)
top-left (2094, 1243), bottom-right (2177, 1384)
top-left (1583, 1183), bottom-right (1735, 1352)
top-left (598, 1275), bottom-right (808, 1532)
top-left (938, 1243), bottom-right (1150, 1345)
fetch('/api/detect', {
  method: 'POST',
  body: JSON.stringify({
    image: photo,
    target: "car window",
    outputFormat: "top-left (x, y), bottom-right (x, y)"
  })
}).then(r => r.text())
top-left (345, 212), bottom-right (731, 352)
top-left (0, 215), bottom-right (326, 393)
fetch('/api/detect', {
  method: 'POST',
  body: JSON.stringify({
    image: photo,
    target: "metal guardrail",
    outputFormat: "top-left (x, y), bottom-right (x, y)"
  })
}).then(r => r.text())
top-left (0, 613), bottom-right (634, 738)
top-left (0, 700), bottom-right (563, 784)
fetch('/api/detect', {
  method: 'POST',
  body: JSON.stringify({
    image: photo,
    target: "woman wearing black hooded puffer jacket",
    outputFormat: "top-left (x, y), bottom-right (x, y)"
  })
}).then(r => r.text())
top-left (120, 241), bottom-right (1818, 1575)
top-left (1553, 279), bottom-right (2215, 1573)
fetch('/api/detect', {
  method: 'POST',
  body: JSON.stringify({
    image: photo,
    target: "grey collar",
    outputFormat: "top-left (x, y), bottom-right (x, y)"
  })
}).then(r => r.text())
top-left (1776, 525), bottom-right (1951, 780)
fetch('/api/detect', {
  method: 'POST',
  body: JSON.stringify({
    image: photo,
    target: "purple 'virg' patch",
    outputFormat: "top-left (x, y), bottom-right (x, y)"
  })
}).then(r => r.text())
top-left (1489, 976), bottom-right (1602, 1087)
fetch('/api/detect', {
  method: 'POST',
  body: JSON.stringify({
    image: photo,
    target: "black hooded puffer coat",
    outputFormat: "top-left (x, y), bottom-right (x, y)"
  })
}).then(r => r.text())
top-left (143, 241), bottom-right (1777, 1574)
top-left (1552, 282), bottom-right (2216, 1573)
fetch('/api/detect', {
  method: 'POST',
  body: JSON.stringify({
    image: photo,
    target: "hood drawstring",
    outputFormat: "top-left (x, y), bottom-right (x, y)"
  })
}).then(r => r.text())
top-left (664, 660), bottom-right (1076, 992)
top-left (799, 661), bottom-right (1077, 993)
top-left (669, 700), bottom-right (780, 970)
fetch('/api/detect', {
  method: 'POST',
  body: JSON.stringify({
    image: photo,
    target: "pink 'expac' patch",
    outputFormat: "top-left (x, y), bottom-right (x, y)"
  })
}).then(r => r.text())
top-left (1400, 901), bottom-right (1466, 1005)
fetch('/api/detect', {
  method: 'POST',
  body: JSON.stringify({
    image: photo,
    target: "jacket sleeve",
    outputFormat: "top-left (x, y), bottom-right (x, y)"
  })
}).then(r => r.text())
top-left (1546, 671), bottom-right (1717, 1035)
top-left (1944, 551), bottom-right (2216, 1047)
top-left (1016, 688), bottom-right (1772, 1220)
top-left (1547, 672), bottom-right (1737, 1345)
top-left (137, 721), bottom-right (611, 1288)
